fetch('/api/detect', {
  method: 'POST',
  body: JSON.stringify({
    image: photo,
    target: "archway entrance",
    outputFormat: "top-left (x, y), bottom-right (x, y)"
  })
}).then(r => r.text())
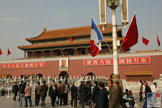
top-left (20, 75), bottom-right (26, 79)
top-left (59, 71), bottom-right (68, 80)
top-left (36, 73), bottom-right (43, 79)
top-left (86, 72), bottom-right (96, 79)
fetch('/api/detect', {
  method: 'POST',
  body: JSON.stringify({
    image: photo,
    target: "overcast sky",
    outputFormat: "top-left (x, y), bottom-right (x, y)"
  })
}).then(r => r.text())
top-left (0, 0), bottom-right (162, 60)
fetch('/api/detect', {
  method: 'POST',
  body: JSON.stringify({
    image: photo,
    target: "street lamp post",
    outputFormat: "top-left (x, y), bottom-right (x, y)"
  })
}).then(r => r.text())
top-left (107, 0), bottom-right (120, 82)
top-left (99, 0), bottom-right (128, 82)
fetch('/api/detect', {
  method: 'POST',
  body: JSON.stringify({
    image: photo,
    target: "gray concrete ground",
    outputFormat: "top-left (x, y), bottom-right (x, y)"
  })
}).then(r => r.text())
top-left (0, 93), bottom-right (147, 108)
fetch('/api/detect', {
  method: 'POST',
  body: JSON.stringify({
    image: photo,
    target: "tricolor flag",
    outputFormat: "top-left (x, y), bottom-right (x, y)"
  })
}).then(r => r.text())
top-left (90, 18), bottom-right (103, 57)
top-left (142, 36), bottom-right (149, 46)
top-left (122, 13), bottom-right (138, 51)
top-left (157, 35), bottom-right (160, 46)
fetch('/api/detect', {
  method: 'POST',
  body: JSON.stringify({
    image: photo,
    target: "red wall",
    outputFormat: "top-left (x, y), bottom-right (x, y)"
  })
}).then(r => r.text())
top-left (0, 54), bottom-right (162, 79)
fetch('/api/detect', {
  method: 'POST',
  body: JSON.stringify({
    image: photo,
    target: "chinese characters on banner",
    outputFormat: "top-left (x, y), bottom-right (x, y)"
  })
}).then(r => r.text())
top-left (84, 56), bottom-right (151, 66)
top-left (0, 62), bottom-right (46, 69)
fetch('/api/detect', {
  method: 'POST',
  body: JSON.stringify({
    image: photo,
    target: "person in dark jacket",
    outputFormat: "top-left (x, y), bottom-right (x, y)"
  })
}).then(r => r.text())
top-left (12, 82), bottom-right (19, 101)
top-left (19, 81), bottom-right (26, 107)
top-left (40, 81), bottom-right (48, 107)
top-left (81, 81), bottom-right (89, 108)
top-left (49, 81), bottom-right (58, 108)
top-left (71, 83), bottom-right (78, 108)
top-left (91, 81), bottom-right (99, 108)
top-left (35, 82), bottom-right (41, 106)
top-left (63, 81), bottom-right (69, 105)
top-left (142, 81), bottom-right (153, 108)
top-left (139, 81), bottom-right (143, 102)
top-left (97, 81), bottom-right (108, 108)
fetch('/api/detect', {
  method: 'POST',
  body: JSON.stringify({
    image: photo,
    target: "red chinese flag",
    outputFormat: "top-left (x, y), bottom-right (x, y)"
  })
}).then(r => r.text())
top-left (0, 49), bottom-right (2, 55)
top-left (157, 35), bottom-right (160, 46)
top-left (7, 48), bottom-right (11, 56)
top-left (68, 37), bottom-right (72, 42)
top-left (142, 36), bottom-right (149, 46)
top-left (122, 14), bottom-right (138, 51)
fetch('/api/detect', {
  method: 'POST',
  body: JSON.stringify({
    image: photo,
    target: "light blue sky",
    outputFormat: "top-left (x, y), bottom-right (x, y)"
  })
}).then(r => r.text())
top-left (0, 0), bottom-right (162, 60)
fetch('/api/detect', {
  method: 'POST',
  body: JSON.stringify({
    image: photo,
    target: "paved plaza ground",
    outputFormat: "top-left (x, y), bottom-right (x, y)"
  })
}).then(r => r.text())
top-left (0, 93), bottom-right (147, 108)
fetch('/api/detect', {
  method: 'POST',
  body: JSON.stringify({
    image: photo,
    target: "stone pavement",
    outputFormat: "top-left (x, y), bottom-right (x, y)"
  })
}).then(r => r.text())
top-left (0, 95), bottom-right (91, 108)
top-left (0, 93), bottom-right (146, 108)
top-left (1, 92), bottom-right (162, 108)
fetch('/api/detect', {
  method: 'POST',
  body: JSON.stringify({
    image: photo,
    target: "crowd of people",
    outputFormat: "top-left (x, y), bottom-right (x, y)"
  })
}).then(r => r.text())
top-left (10, 79), bottom-right (160, 108)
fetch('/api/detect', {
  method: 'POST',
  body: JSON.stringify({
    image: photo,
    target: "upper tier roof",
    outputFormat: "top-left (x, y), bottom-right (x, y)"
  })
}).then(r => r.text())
top-left (26, 24), bottom-right (122, 42)
top-left (18, 37), bottom-right (124, 50)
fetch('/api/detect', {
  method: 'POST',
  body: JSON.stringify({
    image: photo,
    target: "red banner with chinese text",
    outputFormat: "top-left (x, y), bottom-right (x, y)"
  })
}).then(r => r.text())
top-left (83, 56), bottom-right (151, 66)
top-left (0, 62), bottom-right (46, 69)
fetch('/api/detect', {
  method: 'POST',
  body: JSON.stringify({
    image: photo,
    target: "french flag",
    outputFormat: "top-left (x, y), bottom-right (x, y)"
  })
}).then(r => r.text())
top-left (90, 18), bottom-right (103, 57)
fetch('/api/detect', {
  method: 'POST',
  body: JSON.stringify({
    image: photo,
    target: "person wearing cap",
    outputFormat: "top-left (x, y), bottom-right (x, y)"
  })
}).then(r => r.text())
top-left (12, 82), bottom-right (19, 101)
top-left (24, 83), bottom-right (32, 107)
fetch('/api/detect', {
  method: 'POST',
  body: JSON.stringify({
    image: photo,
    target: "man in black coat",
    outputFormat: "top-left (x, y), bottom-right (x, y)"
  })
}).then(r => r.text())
top-left (97, 81), bottom-right (108, 108)
top-left (142, 81), bottom-right (153, 108)
top-left (71, 83), bottom-right (78, 108)
top-left (91, 81), bottom-right (99, 108)
top-left (40, 81), bottom-right (48, 107)
top-left (19, 81), bottom-right (26, 107)
top-left (49, 80), bottom-right (57, 108)
top-left (12, 82), bottom-right (19, 101)
top-left (81, 81), bottom-right (89, 108)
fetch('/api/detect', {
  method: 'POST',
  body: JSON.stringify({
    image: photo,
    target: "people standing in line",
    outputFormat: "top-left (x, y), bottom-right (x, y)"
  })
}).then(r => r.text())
top-left (49, 80), bottom-right (58, 108)
top-left (71, 83), bottom-right (78, 108)
top-left (139, 81), bottom-right (143, 102)
top-left (40, 81), bottom-right (48, 107)
top-left (97, 81), bottom-right (108, 108)
top-left (108, 79), bottom-right (120, 108)
top-left (57, 81), bottom-right (64, 105)
top-left (35, 82), bottom-right (41, 106)
top-left (19, 81), bottom-right (26, 107)
top-left (24, 83), bottom-right (32, 107)
top-left (63, 81), bottom-right (69, 105)
top-left (12, 82), bottom-right (19, 101)
top-left (91, 81), bottom-right (99, 108)
top-left (142, 81), bottom-right (153, 108)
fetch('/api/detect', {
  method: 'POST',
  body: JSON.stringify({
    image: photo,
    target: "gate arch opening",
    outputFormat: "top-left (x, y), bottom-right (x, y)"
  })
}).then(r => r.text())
top-left (59, 71), bottom-right (68, 80)
top-left (36, 73), bottom-right (43, 78)
top-left (86, 72), bottom-right (96, 79)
